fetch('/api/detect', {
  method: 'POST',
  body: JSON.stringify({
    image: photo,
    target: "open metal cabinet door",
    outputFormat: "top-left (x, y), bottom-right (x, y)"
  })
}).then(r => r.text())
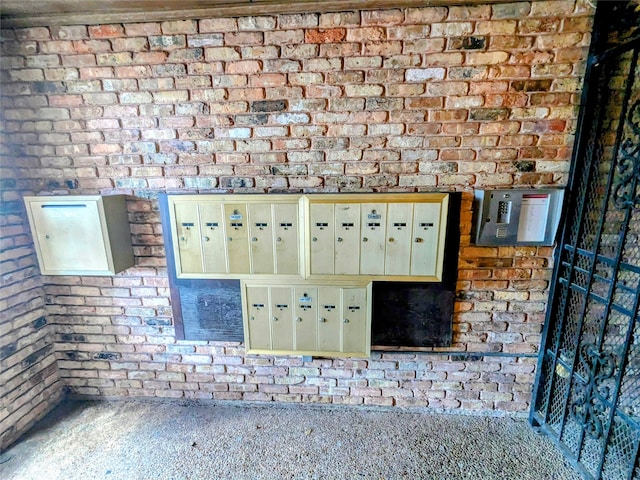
top-left (530, 2), bottom-right (640, 479)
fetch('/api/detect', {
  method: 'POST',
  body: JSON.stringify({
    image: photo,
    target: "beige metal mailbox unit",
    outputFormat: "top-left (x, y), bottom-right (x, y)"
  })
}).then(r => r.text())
top-left (166, 193), bottom-right (450, 357)
top-left (167, 194), bottom-right (304, 279)
top-left (24, 195), bottom-right (134, 276)
top-left (304, 193), bottom-right (449, 282)
top-left (242, 281), bottom-right (372, 357)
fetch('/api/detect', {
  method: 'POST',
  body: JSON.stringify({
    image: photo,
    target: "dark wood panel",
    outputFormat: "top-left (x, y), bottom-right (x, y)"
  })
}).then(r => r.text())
top-left (2, 0), bottom-right (518, 27)
top-left (371, 282), bottom-right (454, 348)
top-left (178, 279), bottom-right (244, 342)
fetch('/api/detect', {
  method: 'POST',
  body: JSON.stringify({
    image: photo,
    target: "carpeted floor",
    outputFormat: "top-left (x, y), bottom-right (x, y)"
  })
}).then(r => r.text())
top-left (1, 399), bottom-right (580, 480)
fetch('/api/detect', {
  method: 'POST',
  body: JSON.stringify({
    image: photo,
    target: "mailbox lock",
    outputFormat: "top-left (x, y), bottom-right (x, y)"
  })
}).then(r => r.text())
top-left (343, 318), bottom-right (350, 324)
top-left (228, 236), bottom-right (233, 242)
top-left (414, 237), bottom-right (423, 243)
top-left (251, 237), bottom-right (258, 242)
top-left (179, 236), bottom-right (186, 241)
top-left (45, 234), bottom-right (51, 239)
top-left (203, 236), bottom-right (210, 242)
top-left (337, 237), bottom-right (343, 243)
top-left (388, 237), bottom-right (395, 243)
top-left (312, 237), bottom-right (318, 242)
top-left (272, 316), bottom-right (278, 322)
top-left (296, 317), bottom-right (302, 323)
top-left (362, 237), bottom-right (368, 242)
top-left (276, 237), bottom-right (282, 242)
top-left (320, 317), bottom-right (327, 323)
top-left (250, 315), bottom-right (255, 321)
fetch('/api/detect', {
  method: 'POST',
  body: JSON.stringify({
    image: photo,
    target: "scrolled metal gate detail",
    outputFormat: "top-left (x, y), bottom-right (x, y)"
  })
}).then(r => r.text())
top-left (530, 3), bottom-right (640, 479)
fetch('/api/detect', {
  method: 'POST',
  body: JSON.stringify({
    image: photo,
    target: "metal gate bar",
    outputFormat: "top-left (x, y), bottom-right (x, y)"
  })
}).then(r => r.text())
top-left (570, 48), bottom-right (639, 473)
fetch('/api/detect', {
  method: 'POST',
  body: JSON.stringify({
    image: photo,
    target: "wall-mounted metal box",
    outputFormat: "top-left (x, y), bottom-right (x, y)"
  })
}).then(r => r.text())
top-left (242, 281), bottom-right (372, 358)
top-left (304, 193), bottom-right (449, 282)
top-left (24, 195), bottom-right (134, 275)
top-left (473, 189), bottom-right (564, 246)
top-left (167, 194), bottom-right (303, 280)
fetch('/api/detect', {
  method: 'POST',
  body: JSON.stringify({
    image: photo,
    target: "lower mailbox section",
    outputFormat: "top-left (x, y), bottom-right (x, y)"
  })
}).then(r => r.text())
top-left (241, 281), bottom-right (372, 358)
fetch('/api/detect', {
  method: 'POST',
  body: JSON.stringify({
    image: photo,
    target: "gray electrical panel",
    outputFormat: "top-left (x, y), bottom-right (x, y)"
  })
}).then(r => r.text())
top-left (473, 189), bottom-right (564, 246)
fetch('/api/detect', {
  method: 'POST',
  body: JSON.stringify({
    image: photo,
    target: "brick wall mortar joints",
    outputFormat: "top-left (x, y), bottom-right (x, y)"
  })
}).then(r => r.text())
top-left (0, 0), bottom-right (596, 419)
top-left (0, 130), bottom-right (64, 449)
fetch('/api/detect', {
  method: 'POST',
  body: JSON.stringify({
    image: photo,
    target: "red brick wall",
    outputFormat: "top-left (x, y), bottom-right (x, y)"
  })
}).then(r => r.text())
top-left (0, 155), bottom-right (62, 449)
top-left (0, 0), bottom-right (595, 430)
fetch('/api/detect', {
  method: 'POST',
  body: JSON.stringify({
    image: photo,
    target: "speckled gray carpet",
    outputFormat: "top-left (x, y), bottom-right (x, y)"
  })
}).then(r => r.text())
top-left (1, 399), bottom-right (579, 480)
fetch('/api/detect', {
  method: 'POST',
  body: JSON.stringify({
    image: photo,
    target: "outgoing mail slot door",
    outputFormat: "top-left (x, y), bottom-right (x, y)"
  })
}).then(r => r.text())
top-left (317, 287), bottom-right (341, 352)
top-left (248, 203), bottom-right (275, 274)
top-left (384, 203), bottom-right (413, 276)
top-left (174, 202), bottom-right (203, 274)
top-left (341, 287), bottom-right (368, 355)
top-left (223, 203), bottom-right (250, 274)
top-left (273, 203), bottom-right (299, 275)
top-left (334, 203), bottom-right (360, 275)
top-left (410, 202), bottom-right (441, 277)
top-left (29, 199), bottom-right (110, 273)
top-left (294, 287), bottom-right (317, 351)
top-left (199, 202), bottom-right (227, 274)
top-left (270, 287), bottom-right (294, 351)
top-left (360, 203), bottom-right (387, 275)
top-left (246, 286), bottom-right (271, 350)
top-left (309, 203), bottom-right (334, 275)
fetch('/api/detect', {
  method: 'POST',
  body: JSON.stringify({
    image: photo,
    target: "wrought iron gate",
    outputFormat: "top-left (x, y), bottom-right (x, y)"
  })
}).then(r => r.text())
top-left (530, 3), bottom-right (639, 479)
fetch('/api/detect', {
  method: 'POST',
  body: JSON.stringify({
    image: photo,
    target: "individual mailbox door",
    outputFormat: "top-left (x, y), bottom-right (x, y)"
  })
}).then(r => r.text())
top-left (411, 202), bottom-right (441, 277)
top-left (273, 203), bottom-right (299, 275)
top-left (174, 202), bottom-right (203, 274)
top-left (29, 199), bottom-right (110, 272)
top-left (360, 203), bottom-right (387, 275)
top-left (341, 287), bottom-right (368, 354)
top-left (294, 287), bottom-right (317, 351)
top-left (246, 286), bottom-right (271, 350)
top-left (199, 202), bottom-right (227, 274)
top-left (317, 287), bottom-right (341, 352)
top-left (385, 203), bottom-right (413, 276)
top-left (270, 287), bottom-right (294, 351)
top-left (334, 204), bottom-right (360, 275)
top-left (223, 204), bottom-right (250, 274)
top-left (309, 203), bottom-right (334, 275)
top-left (248, 203), bottom-right (274, 274)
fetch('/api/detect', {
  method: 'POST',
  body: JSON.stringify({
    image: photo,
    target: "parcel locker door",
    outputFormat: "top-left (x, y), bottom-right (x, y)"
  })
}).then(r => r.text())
top-left (223, 203), bottom-right (250, 274)
top-left (248, 203), bottom-right (275, 274)
top-left (173, 202), bottom-right (203, 274)
top-left (341, 287), bottom-right (368, 355)
top-left (273, 203), bottom-right (299, 275)
top-left (246, 286), bottom-right (271, 350)
top-left (334, 203), bottom-right (360, 275)
top-left (294, 287), bottom-right (317, 352)
top-left (199, 202), bottom-right (227, 274)
top-left (359, 203), bottom-right (387, 275)
top-left (384, 203), bottom-right (413, 276)
top-left (270, 287), bottom-right (294, 351)
top-left (317, 287), bottom-right (341, 352)
top-left (410, 202), bottom-right (441, 277)
top-left (309, 203), bottom-right (334, 275)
